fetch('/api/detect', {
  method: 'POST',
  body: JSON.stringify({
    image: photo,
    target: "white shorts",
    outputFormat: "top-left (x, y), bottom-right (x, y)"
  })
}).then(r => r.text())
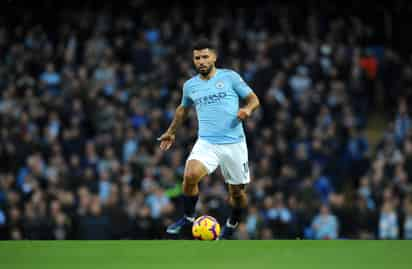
top-left (187, 138), bottom-right (250, 185)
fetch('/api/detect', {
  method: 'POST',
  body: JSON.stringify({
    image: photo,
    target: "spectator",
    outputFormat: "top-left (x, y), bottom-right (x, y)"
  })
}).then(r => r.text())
top-left (403, 197), bottom-right (412, 239)
top-left (39, 63), bottom-right (61, 95)
top-left (352, 195), bottom-right (377, 239)
top-left (245, 206), bottom-right (260, 239)
top-left (262, 192), bottom-right (293, 238)
top-left (145, 185), bottom-right (173, 219)
top-left (378, 201), bottom-right (399, 239)
top-left (76, 196), bottom-right (111, 240)
top-left (311, 204), bottom-right (339, 239)
top-left (344, 128), bottom-right (370, 182)
top-left (394, 99), bottom-right (411, 144)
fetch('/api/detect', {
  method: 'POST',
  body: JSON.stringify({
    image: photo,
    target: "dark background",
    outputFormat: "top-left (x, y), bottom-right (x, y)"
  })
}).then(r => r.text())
top-left (1, 0), bottom-right (412, 240)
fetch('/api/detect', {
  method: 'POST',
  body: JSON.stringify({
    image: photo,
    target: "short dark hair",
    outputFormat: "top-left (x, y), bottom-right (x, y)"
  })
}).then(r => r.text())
top-left (192, 37), bottom-right (216, 52)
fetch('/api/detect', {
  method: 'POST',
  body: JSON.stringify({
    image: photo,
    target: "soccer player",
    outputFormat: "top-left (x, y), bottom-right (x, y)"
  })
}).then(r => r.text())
top-left (158, 38), bottom-right (260, 239)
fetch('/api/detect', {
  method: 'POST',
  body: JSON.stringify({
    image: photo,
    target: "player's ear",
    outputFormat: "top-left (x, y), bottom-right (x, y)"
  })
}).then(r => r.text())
top-left (212, 49), bottom-right (218, 61)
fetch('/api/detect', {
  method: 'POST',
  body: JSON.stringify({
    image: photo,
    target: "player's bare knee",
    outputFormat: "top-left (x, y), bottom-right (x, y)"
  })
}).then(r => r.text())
top-left (229, 188), bottom-right (239, 201)
top-left (182, 182), bottom-right (198, 195)
top-left (229, 184), bottom-right (244, 196)
top-left (183, 170), bottom-right (201, 193)
top-left (185, 160), bottom-right (208, 182)
top-left (183, 170), bottom-right (200, 185)
top-left (230, 189), bottom-right (241, 199)
top-left (239, 190), bottom-right (248, 206)
top-left (229, 187), bottom-right (248, 207)
top-left (232, 190), bottom-right (246, 201)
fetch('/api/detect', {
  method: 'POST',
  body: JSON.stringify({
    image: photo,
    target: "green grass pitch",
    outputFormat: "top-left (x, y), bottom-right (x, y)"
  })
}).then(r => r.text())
top-left (1, 240), bottom-right (411, 269)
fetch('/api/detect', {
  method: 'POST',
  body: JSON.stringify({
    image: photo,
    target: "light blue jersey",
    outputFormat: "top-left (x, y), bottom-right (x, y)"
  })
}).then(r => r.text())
top-left (181, 69), bottom-right (253, 144)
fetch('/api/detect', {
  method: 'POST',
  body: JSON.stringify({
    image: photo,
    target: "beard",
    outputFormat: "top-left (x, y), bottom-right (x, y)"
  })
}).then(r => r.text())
top-left (197, 65), bottom-right (213, 76)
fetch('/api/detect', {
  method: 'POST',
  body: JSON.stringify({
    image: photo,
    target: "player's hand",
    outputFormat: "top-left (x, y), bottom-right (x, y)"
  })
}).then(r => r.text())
top-left (157, 132), bottom-right (176, 151)
top-left (237, 108), bottom-right (251, 121)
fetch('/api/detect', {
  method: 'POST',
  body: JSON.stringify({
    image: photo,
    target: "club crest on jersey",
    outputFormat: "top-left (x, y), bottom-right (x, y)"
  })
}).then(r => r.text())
top-left (215, 81), bottom-right (224, 89)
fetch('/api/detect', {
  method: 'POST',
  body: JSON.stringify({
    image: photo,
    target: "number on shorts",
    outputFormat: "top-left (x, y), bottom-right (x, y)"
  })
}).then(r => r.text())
top-left (243, 162), bottom-right (249, 174)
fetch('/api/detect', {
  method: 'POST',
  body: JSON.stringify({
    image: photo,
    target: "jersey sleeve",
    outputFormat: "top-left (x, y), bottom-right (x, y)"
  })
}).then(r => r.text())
top-left (180, 82), bottom-right (193, 107)
top-left (230, 70), bottom-right (253, 98)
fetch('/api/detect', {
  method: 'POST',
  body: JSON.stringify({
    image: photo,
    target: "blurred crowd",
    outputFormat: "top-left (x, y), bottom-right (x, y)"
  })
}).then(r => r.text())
top-left (1, 1), bottom-right (412, 240)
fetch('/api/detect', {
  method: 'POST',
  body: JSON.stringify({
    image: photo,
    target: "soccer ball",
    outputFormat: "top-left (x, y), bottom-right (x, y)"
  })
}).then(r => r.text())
top-left (192, 215), bottom-right (221, 240)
